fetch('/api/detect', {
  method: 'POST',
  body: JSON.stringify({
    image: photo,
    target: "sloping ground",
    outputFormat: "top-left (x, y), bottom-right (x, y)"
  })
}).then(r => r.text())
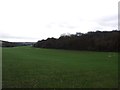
top-left (2, 46), bottom-right (118, 88)
top-left (0, 40), bottom-right (35, 47)
top-left (0, 41), bottom-right (2, 47)
top-left (0, 40), bottom-right (16, 47)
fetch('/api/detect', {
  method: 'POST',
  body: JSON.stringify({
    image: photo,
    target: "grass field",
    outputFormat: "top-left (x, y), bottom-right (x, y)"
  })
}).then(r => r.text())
top-left (2, 46), bottom-right (118, 88)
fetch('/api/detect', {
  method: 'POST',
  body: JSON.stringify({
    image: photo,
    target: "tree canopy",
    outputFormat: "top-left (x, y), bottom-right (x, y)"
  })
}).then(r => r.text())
top-left (33, 30), bottom-right (120, 52)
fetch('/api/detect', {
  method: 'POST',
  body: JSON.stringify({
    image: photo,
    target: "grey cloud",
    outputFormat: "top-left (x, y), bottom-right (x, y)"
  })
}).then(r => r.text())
top-left (46, 22), bottom-right (56, 28)
top-left (46, 25), bottom-right (52, 28)
top-left (66, 26), bottom-right (76, 29)
top-left (97, 15), bottom-right (118, 28)
top-left (46, 22), bottom-right (77, 29)
top-left (58, 24), bottom-right (65, 28)
top-left (100, 15), bottom-right (117, 22)
top-left (58, 23), bottom-right (77, 29)
top-left (94, 27), bottom-right (104, 30)
top-left (58, 24), bottom-right (76, 29)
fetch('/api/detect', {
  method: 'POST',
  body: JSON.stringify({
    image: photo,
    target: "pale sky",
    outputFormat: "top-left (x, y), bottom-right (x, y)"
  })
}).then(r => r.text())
top-left (0, 0), bottom-right (119, 42)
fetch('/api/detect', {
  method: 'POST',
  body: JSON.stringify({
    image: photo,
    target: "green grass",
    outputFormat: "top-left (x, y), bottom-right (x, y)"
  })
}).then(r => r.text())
top-left (2, 46), bottom-right (118, 88)
top-left (0, 47), bottom-right (2, 89)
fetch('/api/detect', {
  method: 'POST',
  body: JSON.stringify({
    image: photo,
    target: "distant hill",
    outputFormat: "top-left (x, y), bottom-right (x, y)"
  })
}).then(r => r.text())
top-left (14, 42), bottom-right (35, 46)
top-left (0, 40), bottom-right (35, 47)
top-left (0, 40), bottom-right (16, 47)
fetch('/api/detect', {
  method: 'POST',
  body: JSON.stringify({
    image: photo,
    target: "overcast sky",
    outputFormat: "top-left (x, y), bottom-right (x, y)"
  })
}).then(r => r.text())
top-left (0, 0), bottom-right (119, 42)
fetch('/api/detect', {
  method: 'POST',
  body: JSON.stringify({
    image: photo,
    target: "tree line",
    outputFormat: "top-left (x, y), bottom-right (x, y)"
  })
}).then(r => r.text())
top-left (33, 30), bottom-right (120, 52)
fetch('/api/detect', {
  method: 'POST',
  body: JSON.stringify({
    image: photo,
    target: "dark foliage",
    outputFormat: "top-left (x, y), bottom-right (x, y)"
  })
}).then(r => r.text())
top-left (34, 30), bottom-right (120, 52)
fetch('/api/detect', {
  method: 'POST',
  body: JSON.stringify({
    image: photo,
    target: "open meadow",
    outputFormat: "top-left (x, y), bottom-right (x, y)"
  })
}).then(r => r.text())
top-left (2, 46), bottom-right (118, 88)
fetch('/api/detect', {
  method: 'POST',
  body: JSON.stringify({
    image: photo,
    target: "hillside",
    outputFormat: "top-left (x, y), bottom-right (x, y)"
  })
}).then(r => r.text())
top-left (0, 40), bottom-right (35, 47)
top-left (0, 40), bottom-right (16, 47)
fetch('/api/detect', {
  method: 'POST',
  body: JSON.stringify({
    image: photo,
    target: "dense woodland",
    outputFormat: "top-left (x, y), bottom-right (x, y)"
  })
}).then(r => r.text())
top-left (34, 30), bottom-right (120, 52)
